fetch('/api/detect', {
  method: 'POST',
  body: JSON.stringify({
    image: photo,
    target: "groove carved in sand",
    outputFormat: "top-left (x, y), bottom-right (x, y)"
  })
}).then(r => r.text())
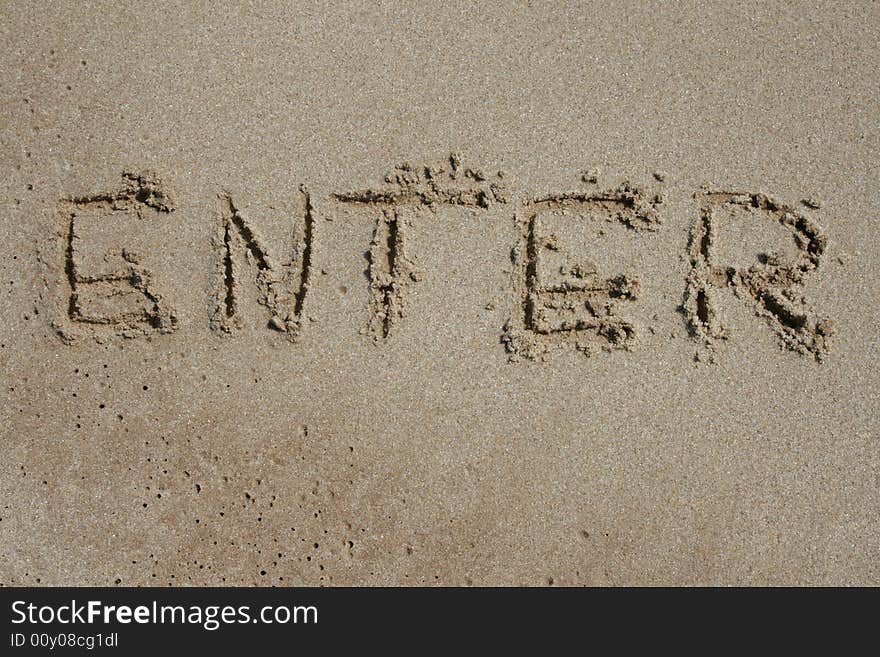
top-left (683, 191), bottom-right (833, 361)
top-left (503, 182), bottom-right (663, 359)
top-left (49, 171), bottom-right (179, 343)
top-left (209, 186), bottom-right (315, 340)
top-left (38, 163), bottom-right (835, 364)
top-left (334, 154), bottom-right (507, 341)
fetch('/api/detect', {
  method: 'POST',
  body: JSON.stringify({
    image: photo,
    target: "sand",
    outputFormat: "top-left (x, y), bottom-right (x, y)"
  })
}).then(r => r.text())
top-left (1, 1), bottom-right (878, 586)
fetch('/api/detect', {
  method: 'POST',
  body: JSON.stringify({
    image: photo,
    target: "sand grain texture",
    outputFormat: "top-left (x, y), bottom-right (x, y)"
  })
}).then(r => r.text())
top-left (1, 1), bottom-right (878, 585)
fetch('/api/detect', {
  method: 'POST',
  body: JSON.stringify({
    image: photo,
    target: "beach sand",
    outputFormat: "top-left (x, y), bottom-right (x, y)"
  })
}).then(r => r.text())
top-left (1, 1), bottom-right (878, 585)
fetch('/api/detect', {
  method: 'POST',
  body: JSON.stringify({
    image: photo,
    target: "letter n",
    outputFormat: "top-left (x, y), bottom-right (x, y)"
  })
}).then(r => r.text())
top-left (211, 187), bottom-right (314, 340)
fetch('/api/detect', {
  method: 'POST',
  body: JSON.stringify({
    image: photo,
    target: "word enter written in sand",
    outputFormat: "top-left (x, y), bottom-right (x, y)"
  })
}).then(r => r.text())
top-left (44, 156), bottom-right (834, 362)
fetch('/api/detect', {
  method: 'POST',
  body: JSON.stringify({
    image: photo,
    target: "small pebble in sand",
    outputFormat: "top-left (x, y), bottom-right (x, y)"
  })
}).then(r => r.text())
top-left (582, 168), bottom-right (601, 184)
